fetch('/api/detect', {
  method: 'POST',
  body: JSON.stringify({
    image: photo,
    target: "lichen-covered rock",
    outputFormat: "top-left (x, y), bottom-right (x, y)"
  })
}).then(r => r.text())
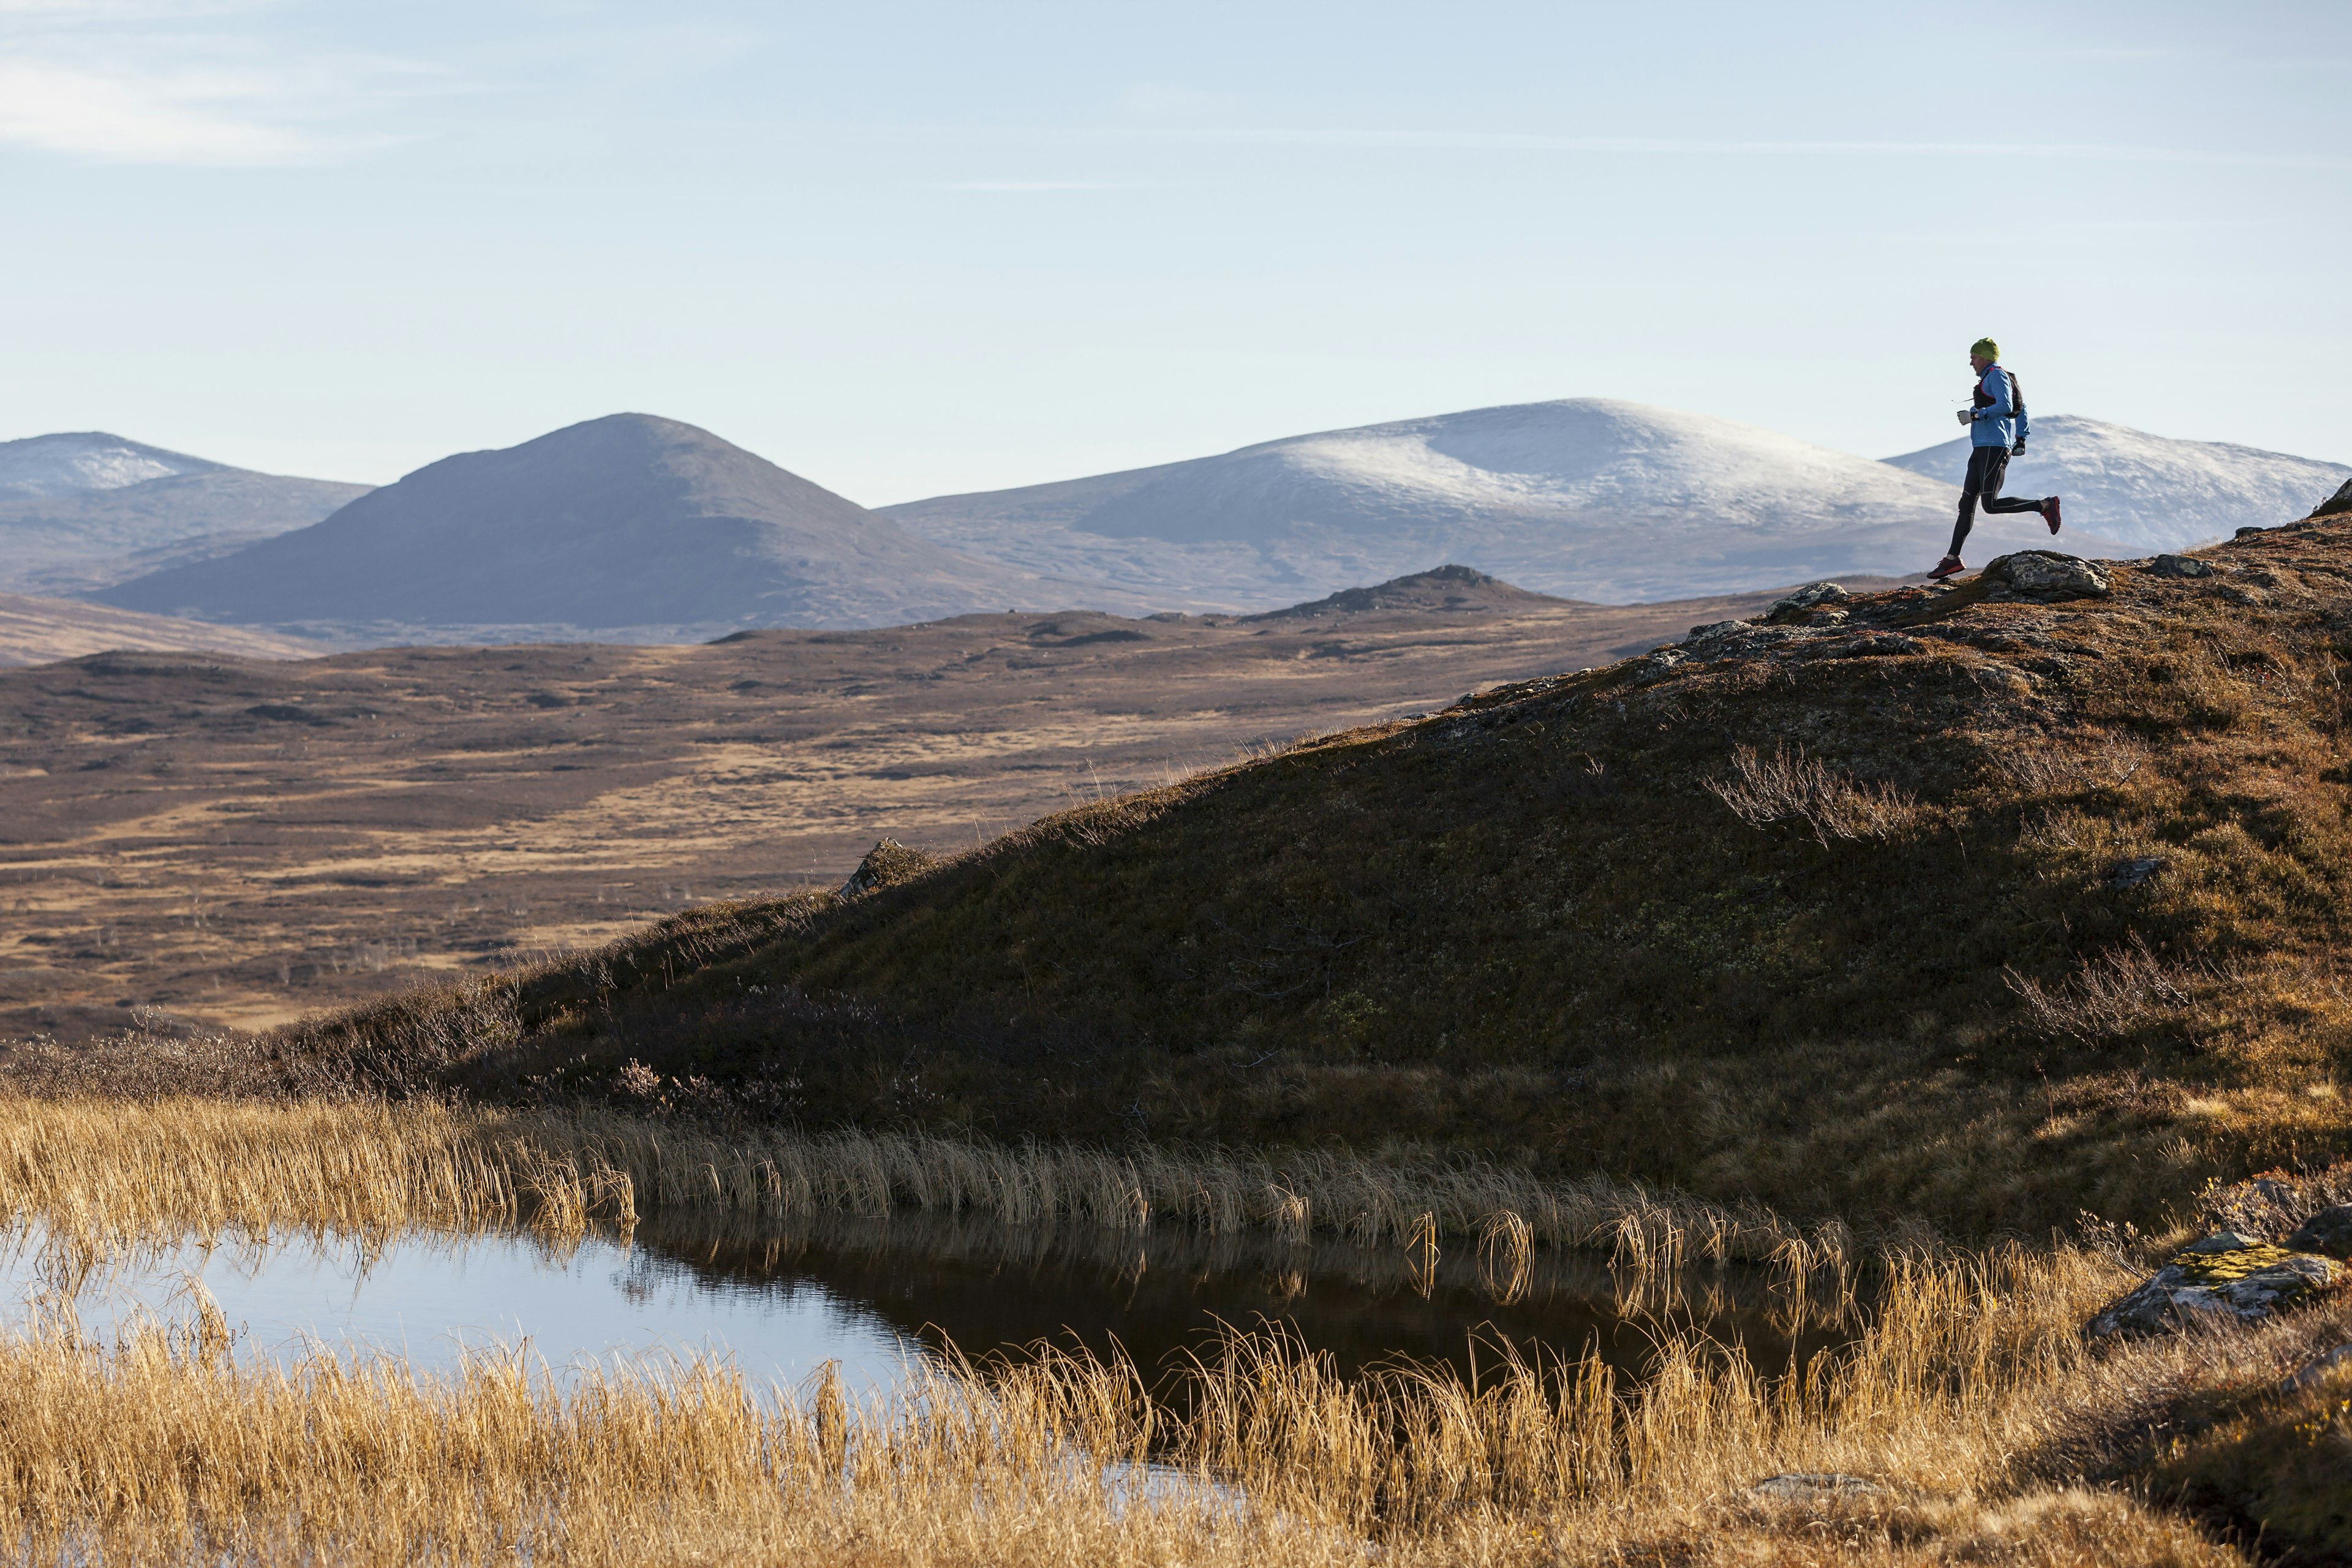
top-left (839, 837), bottom-right (938, 898)
top-left (2085, 1237), bottom-right (2342, 1340)
top-left (2149, 554), bottom-right (2212, 578)
top-left (1678, 620), bottom-right (1815, 659)
top-left (1763, 582), bottom-right (1851, 624)
top-left (1986, 551), bottom-right (2113, 601)
top-left (2286, 1204), bottom-right (2352, 1261)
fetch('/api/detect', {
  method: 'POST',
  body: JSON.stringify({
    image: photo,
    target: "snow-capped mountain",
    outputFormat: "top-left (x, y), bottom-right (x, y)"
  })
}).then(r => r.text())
top-left (1882, 416), bottom-right (2348, 553)
top-left (0, 432), bottom-right (222, 498)
top-left (0, 432), bottom-right (371, 595)
top-left (882, 399), bottom-right (2123, 606)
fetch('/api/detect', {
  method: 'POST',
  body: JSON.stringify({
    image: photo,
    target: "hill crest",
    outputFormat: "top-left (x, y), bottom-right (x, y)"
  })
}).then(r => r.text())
top-left (0, 432), bottom-right (223, 499)
top-left (279, 511), bottom-right (2352, 1240)
top-left (97, 413), bottom-right (1063, 636)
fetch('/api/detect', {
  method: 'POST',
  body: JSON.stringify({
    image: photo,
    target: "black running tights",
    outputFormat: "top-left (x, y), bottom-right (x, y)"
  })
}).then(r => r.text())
top-left (1950, 445), bottom-right (2043, 556)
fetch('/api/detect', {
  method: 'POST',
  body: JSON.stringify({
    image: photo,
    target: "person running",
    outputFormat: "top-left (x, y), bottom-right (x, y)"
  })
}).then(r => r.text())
top-left (1928, 337), bottom-right (2061, 580)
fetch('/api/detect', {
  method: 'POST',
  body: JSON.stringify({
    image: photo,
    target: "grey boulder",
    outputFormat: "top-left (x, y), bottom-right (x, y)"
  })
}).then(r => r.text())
top-left (2280, 1342), bottom-right (2352, 1394)
top-left (2085, 1237), bottom-right (2341, 1340)
top-left (1984, 551), bottom-right (2113, 601)
top-left (1763, 581), bottom-right (1852, 624)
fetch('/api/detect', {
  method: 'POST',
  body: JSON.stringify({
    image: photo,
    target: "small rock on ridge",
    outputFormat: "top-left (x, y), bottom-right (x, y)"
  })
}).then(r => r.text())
top-left (840, 838), bottom-right (938, 897)
top-left (2149, 554), bottom-right (2212, 578)
top-left (1763, 581), bottom-right (1851, 624)
top-left (2310, 477), bottom-right (2352, 519)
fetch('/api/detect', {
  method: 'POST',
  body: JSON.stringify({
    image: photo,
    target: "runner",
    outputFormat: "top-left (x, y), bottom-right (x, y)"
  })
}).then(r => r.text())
top-left (1928, 337), bottom-right (2061, 580)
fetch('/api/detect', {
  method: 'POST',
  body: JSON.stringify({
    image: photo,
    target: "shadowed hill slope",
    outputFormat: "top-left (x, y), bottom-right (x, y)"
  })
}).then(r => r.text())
top-left (285, 520), bottom-right (2352, 1237)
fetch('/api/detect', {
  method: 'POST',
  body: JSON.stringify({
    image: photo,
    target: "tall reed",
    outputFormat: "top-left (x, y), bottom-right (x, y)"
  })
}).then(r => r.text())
top-left (0, 1097), bottom-right (1849, 1288)
top-left (0, 1096), bottom-right (2298, 1563)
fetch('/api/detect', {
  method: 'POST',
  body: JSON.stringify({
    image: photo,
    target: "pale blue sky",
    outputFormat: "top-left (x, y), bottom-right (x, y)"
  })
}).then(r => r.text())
top-left (3, 1), bottom-right (2346, 503)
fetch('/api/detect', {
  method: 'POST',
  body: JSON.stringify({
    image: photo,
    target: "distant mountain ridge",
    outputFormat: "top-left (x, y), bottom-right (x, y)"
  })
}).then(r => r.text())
top-left (1882, 415), bottom-right (2350, 552)
top-left (0, 432), bottom-right (371, 596)
top-left (47, 402), bottom-right (2348, 638)
top-left (881, 398), bottom-right (2125, 607)
top-left (97, 413), bottom-right (1079, 638)
top-left (0, 432), bottom-right (224, 498)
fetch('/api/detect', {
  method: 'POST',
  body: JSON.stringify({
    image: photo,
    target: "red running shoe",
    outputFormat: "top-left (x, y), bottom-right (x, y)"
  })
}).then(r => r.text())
top-left (2043, 496), bottom-right (2063, 534)
top-left (1927, 555), bottom-right (1965, 580)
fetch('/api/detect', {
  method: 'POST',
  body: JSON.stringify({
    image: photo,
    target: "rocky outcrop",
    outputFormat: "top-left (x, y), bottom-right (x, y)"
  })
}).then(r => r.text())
top-left (2149, 554), bottom-right (2212, 578)
top-left (1983, 551), bottom-right (2112, 601)
top-left (2311, 477), bottom-right (2352, 519)
top-left (840, 838), bottom-right (939, 898)
top-left (2084, 1232), bottom-right (2342, 1340)
top-left (1761, 582), bottom-right (1852, 625)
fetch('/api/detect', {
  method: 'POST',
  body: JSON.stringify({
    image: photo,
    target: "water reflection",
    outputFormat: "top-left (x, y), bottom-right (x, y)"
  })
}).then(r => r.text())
top-left (1, 1207), bottom-right (1857, 1394)
top-left (624, 1207), bottom-right (1856, 1385)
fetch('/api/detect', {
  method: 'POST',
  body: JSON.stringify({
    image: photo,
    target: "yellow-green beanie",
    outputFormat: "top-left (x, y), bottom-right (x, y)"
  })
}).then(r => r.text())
top-left (1970, 337), bottom-right (2000, 360)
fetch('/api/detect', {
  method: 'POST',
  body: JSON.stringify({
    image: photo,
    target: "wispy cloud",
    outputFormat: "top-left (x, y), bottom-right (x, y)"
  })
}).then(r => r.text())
top-left (0, 58), bottom-right (338, 162)
top-left (1085, 126), bottom-right (2352, 171)
top-left (0, 3), bottom-right (434, 164)
top-left (941, 179), bottom-right (1131, 193)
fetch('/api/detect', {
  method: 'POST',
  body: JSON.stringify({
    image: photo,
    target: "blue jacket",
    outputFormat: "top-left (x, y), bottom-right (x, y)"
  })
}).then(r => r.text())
top-left (1970, 364), bottom-right (2028, 448)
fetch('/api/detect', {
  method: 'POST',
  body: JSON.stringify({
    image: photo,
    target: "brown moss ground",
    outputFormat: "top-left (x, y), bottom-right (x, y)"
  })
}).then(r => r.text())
top-left (246, 519), bottom-right (2352, 1241)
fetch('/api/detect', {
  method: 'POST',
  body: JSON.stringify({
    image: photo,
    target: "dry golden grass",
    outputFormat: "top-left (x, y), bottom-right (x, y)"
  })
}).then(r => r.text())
top-left (1705, 742), bottom-right (1927, 846)
top-left (0, 1094), bottom-right (2321, 1564)
top-left (0, 1233), bottom-right (2282, 1566)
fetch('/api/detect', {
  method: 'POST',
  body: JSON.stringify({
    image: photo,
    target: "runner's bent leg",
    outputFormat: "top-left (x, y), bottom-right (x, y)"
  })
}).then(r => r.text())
top-left (1949, 446), bottom-right (1998, 557)
top-left (1977, 448), bottom-right (2043, 514)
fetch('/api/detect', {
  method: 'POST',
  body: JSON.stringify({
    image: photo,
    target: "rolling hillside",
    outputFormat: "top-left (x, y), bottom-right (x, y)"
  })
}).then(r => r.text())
top-left (0, 592), bottom-right (326, 668)
top-left (281, 515), bottom-right (2352, 1237)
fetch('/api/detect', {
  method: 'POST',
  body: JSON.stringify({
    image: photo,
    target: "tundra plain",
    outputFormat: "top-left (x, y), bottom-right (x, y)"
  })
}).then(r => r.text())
top-left (0, 571), bottom-right (1800, 1042)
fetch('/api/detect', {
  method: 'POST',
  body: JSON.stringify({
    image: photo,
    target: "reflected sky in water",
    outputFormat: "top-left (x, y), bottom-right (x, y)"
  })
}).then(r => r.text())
top-left (1, 1208), bottom-right (1855, 1395)
top-left (4, 1227), bottom-right (919, 1392)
